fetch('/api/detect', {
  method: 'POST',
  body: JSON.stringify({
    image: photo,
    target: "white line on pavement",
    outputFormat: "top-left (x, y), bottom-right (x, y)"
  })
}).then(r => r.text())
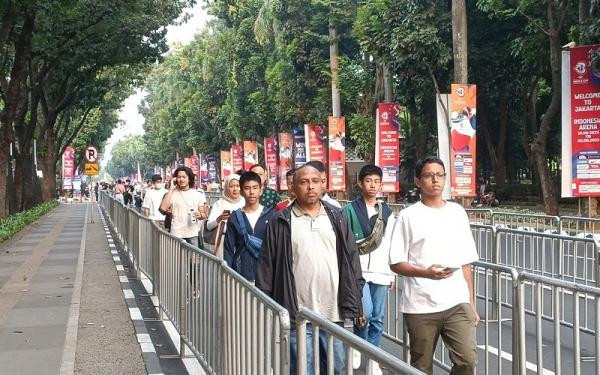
top-left (477, 345), bottom-right (555, 375)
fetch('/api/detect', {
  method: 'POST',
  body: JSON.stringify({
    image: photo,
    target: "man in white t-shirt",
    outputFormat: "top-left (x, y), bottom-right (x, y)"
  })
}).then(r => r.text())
top-left (142, 174), bottom-right (168, 222)
top-left (389, 156), bottom-right (479, 375)
top-left (160, 166), bottom-right (207, 247)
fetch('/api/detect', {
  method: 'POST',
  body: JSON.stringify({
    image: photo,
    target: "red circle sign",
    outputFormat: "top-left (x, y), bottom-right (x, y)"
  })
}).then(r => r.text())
top-left (84, 145), bottom-right (99, 163)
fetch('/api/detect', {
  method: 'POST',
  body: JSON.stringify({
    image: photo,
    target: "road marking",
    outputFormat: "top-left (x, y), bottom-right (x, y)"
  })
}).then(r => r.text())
top-left (129, 307), bottom-right (142, 321)
top-left (119, 276), bottom-right (129, 283)
top-left (123, 289), bottom-right (134, 299)
top-left (116, 264), bottom-right (124, 271)
top-left (60, 204), bottom-right (89, 375)
top-left (140, 342), bottom-right (156, 353)
top-left (477, 344), bottom-right (555, 375)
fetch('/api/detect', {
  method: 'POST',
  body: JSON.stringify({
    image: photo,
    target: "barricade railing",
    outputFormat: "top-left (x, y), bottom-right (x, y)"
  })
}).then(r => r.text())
top-left (491, 212), bottom-right (560, 233)
top-left (561, 216), bottom-right (600, 238)
top-left (296, 308), bottom-right (425, 375)
top-left (466, 208), bottom-right (493, 225)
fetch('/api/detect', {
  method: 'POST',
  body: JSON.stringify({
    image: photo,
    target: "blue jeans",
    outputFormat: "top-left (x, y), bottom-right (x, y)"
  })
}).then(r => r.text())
top-left (355, 282), bottom-right (388, 347)
top-left (290, 324), bottom-right (346, 375)
top-left (183, 236), bottom-right (199, 248)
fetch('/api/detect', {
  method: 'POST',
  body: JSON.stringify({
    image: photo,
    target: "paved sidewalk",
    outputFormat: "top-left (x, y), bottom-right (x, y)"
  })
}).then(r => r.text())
top-left (0, 203), bottom-right (146, 374)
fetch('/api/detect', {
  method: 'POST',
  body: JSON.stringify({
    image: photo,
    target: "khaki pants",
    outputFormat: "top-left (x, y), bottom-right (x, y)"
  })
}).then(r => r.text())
top-left (404, 303), bottom-right (477, 375)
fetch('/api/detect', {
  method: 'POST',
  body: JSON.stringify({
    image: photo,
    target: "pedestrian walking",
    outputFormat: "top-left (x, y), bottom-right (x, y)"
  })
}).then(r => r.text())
top-left (142, 174), bottom-right (168, 224)
top-left (342, 165), bottom-right (396, 375)
top-left (389, 156), bottom-right (479, 375)
top-left (159, 166), bottom-right (207, 247)
top-left (224, 171), bottom-right (274, 282)
top-left (305, 160), bottom-right (341, 208)
top-left (275, 168), bottom-right (296, 211)
top-left (205, 174), bottom-right (245, 257)
top-left (256, 164), bottom-right (364, 375)
top-left (114, 179), bottom-right (125, 204)
top-left (250, 164), bottom-right (281, 208)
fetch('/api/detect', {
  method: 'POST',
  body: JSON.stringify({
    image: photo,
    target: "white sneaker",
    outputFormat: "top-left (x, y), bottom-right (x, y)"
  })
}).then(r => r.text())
top-left (352, 350), bottom-right (361, 369)
top-left (370, 362), bottom-right (383, 375)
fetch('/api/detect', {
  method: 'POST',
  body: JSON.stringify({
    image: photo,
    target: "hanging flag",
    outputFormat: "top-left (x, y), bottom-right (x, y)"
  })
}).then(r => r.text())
top-left (264, 137), bottom-right (279, 190)
top-left (293, 126), bottom-right (306, 167)
top-left (376, 103), bottom-right (401, 193)
top-left (278, 132), bottom-right (293, 190)
top-left (304, 124), bottom-right (327, 166)
top-left (231, 145), bottom-right (244, 173)
top-left (243, 141), bottom-right (258, 170)
top-left (220, 150), bottom-right (232, 180)
top-left (450, 84), bottom-right (477, 197)
top-left (328, 117), bottom-right (346, 191)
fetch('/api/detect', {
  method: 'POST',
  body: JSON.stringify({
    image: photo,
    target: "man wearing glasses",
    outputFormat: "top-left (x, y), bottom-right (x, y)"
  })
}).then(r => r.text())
top-left (389, 156), bottom-right (479, 375)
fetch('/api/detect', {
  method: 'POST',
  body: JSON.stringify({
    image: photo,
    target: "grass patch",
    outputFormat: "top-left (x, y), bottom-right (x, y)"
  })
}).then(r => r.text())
top-left (0, 200), bottom-right (60, 242)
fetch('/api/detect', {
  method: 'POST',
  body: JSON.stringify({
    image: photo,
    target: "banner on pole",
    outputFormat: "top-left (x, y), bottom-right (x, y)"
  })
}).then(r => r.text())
top-left (206, 155), bottom-right (218, 183)
top-left (200, 156), bottom-right (208, 185)
top-left (328, 116), bottom-right (346, 191)
top-left (231, 145), bottom-right (244, 173)
top-left (293, 126), bottom-right (306, 168)
top-left (375, 103), bottom-right (400, 193)
top-left (243, 141), bottom-right (258, 170)
top-left (220, 150), bottom-right (232, 180)
top-left (62, 146), bottom-right (75, 190)
top-left (569, 45), bottom-right (600, 196)
top-left (264, 138), bottom-right (279, 190)
top-left (190, 155), bottom-right (200, 187)
top-left (304, 124), bottom-right (327, 166)
top-left (450, 84), bottom-right (477, 197)
top-left (279, 133), bottom-right (293, 190)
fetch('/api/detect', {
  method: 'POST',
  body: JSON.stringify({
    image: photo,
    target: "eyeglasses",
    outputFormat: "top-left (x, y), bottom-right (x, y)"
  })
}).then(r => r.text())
top-left (419, 172), bottom-right (446, 180)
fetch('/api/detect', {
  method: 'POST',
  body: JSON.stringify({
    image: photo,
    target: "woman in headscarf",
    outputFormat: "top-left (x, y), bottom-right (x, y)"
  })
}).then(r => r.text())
top-left (205, 174), bottom-right (245, 257)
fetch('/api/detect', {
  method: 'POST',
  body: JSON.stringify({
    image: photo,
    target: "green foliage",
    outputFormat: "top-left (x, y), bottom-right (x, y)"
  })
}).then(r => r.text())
top-left (106, 135), bottom-right (152, 178)
top-left (347, 114), bottom-right (374, 160)
top-left (0, 200), bottom-right (59, 242)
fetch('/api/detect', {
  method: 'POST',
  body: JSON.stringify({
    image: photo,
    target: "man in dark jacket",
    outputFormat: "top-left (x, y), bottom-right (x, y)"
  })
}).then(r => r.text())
top-left (224, 171), bottom-right (273, 282)
top-left (256, 164), bottom-right (364, 375)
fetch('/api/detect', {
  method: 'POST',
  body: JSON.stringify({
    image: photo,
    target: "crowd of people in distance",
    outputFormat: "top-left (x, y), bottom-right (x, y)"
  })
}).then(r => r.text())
top-left (106, 157), bottom-right (479, 375)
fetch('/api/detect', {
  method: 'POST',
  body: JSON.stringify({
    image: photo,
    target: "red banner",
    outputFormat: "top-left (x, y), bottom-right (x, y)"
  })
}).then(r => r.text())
top-left (375, 103), bottom-right (401, 192)
top-left (62, 146), bottom-right (75, 190)
top-left (278, 133), bottom-right (293, 190)
top-left (243, 141), bottom-right (258, 170)
top-left (450, 84), bottom-right (477, 197)
top-left (264, 138), bottom-right (279, 190)
top-left (304, 124), bottom-right (327, 166)
top-left (570, 45), bottom-right (600, 196)
top-left (231, 145), bottom-right (244, 173)
top-left (221, 150), bottom-right (232, 180)
top-left (165, 165), bottom-right (172, 181)
top-left (328, 117), bottom-right (346, 191)
top-left (190, 155), bottom-right (200, 187)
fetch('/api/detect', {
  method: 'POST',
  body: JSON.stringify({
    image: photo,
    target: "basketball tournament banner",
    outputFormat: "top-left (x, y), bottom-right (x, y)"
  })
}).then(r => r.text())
top-left (62, 146), bottom-right (75, 190)
top-left (243, 141), bottom-right (258, 170)
top-left (189, 155), bottom-right (200, 187)
top-left (206, 155), bottom-right (218, 183)
top-left (375, 103), bottom-right (400, 192)
top-left (278, 132), bottom-right (292, 190)
top-left (264, 137), bottom-right (279, 190)
top-left (328, 116), bottom-right (346, 191)
top-left (449, 84), bottom-right (477, 197)
top-left (304, 124), bottom-right (327, 166)
top-left (220, 150), bottom-right (232, 180)
top-left (569, 45), bottom-right (600, 196)
top-left (231, 145), bottom-right (244, 173)
top-left (200, 155), bottom-right (208, 185)
top-left (293, 126), bottom-right (307, 167)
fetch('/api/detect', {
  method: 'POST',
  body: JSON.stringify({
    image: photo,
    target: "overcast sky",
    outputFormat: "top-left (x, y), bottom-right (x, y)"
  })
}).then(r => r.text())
top-left (101, 4), bottom-right (210, 166)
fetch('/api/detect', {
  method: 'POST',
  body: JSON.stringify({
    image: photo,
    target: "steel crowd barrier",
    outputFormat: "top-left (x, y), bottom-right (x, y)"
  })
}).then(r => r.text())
top-left (491, 212), bottom-right (560, 233)
top-left (466, 208), bottom-right (494, 225)
top-left (561, 215), bottom-right (600, 238)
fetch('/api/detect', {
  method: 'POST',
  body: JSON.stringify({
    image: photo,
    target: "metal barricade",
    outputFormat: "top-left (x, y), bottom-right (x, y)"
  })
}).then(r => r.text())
top-left (516, 272), bottom-right (600, 375)
top-left (296, 308), bottom-right (425, 375)
top-left (492, 212), bottom-right (560, 233)
top-left (561, 216), bottom-right (600, 238)
top-left (471, 224), bottom-right (497, 263)
top-left (466, 208), bottom-right (493, 225)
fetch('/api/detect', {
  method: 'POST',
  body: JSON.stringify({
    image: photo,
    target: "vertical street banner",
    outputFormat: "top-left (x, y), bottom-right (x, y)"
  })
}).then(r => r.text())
top-left (200, 155), bottom-right (208, 185)
top-left (450, 84), bottom-right (477, 197)
top-left (190, 155), bottom-right (200, 187)
top-left (278, 132), bottom-right (293, 190)
top-left (243, 141), bottom-right (258, 170)
top-left (165, 165), bottom-right (172, 181)
top-left (206, 155), bottom-right (218, 183)
top-left (569, 45), bottom-right (600, 196)
top-left (304, 124), bottom-right (327, 166)
top-left (62, 146), bottom-right (75, 190)
top-left (220, 150), bottom-right (232, 180)
top-left (328, 116), bottom-right (346, 191)
top-left (231, 145), bottom-right (244, 173)
top-left (264, 138), bottom-right (279, 190)
top-left (184, 157), bottom-right (192, 168)
top-left (375, 103), bottom-right (400, 192)
top-left (292, 126), bottom-right (306, 167)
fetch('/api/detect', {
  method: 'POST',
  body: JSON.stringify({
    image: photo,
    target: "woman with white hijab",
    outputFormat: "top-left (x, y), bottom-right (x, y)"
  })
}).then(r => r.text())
top-left (206, 174), bottom-right (245, 257)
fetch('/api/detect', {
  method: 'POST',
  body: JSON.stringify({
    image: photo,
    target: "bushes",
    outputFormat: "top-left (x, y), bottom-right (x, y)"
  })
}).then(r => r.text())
top-left (0, 200), bottom-right (60, 242)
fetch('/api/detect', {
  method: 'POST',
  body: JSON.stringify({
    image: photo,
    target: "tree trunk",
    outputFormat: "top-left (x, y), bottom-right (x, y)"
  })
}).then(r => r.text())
top-left (383, 63), bottom-right (393, 102)
top-left (579, 0), bottom-right (591, 23)
top-left (452, 0), bottom-right (468, 83)
top-left (329, 22), bottom-right (341, 117)
top-left (494, 95), bottom-right (509, 185)
top-left (40, 131), bottom-right (57, 202)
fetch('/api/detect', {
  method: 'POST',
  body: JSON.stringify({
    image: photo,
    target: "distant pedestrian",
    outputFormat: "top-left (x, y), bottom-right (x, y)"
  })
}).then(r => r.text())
top-left (159, 166), bottom-right (207, 247)
top-left (114, 180), bottom-right (125, 204)
top-left (142, 174), bottom-right (168, 223)
top-left (224, 171), bottom-right (274, 282)
top-left (389, 156), bottom-right (479, 375)
top-left (250, 164), bottom-right (281, 208)
top-left (256, 164), bottom-right (364, 375)
top-left (275, 168), bottom-right (296, 211)
top-left (305, 160), bottom-right (341, 208)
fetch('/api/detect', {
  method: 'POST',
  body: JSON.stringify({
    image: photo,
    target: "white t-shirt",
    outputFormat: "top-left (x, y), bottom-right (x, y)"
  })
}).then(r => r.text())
top-left (170, 189), bottom-right (205, 239)
top-left (359, 204), bottom-right (396, 285)
top-left (389, 201), bottom-right (478, 314)
top-left (243, 205), bottom-right (264, 230)
top-left (322, 194), bottom-right (341, 208)
top-left (142, 188), bottom-right (168, 220)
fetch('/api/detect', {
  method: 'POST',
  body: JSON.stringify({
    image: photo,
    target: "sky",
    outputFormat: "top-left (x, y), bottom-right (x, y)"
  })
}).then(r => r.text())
top-left (100, 3), bottom-right (210, 167)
